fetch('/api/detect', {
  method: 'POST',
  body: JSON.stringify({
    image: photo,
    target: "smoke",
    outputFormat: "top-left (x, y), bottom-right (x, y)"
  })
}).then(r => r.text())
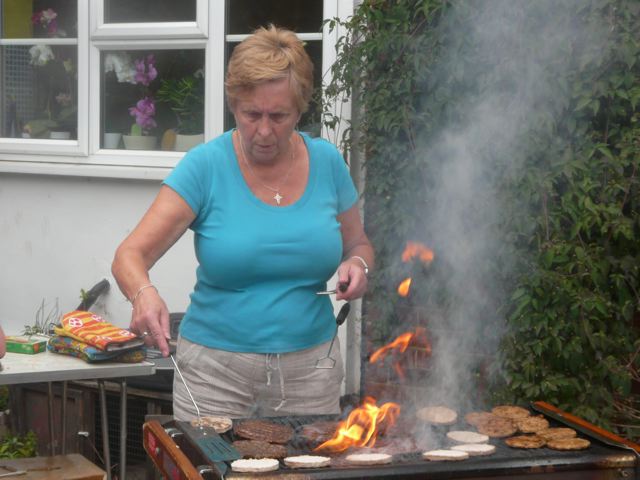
top-left (388, 0), bottom-right (611, 414)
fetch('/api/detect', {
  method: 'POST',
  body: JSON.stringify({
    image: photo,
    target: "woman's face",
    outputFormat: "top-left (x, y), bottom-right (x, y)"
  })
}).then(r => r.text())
top-left (233, 77), bottom-right (300, 165)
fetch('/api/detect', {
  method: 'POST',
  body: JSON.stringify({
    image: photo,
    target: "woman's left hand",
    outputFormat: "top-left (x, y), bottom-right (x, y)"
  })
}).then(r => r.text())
top-left (335, 257), bottom-right (368, 301)
top-left (335, 204), bottom-right (374, 301)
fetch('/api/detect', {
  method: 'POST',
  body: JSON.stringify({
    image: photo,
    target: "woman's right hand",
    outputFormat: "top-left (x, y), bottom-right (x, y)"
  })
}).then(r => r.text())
top-left (130, 286), bottom-right (171, 357)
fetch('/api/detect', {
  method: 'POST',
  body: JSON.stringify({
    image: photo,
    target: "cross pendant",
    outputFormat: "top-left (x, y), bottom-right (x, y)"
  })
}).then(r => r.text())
top-left (274, 192), bottom-right (283, 205)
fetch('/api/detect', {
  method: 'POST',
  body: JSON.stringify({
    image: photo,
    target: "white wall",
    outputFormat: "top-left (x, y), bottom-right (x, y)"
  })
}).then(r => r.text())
top-left (0, 173), bottom-right (196, 333)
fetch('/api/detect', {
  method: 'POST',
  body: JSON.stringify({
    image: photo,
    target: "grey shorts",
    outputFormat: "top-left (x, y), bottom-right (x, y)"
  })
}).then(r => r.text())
top-left (172, 336), bottom-right (344, 420)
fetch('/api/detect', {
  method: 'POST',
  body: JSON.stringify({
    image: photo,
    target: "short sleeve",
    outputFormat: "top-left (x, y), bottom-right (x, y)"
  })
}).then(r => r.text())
top-left (163, 144), bottom-right (212, 220)
top-left (331, 146), bottom-right (358, 213)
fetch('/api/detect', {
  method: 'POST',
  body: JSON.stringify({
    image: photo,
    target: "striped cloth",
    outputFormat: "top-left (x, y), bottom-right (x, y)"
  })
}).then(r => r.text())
top-left (47, 335), bottom-right (145, 363)
top-left (57, 310), bottom-right (143, 351)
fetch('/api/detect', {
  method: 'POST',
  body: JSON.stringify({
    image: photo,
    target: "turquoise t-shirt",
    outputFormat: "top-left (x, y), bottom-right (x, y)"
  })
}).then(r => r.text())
top-left (163, 130), bottom-right (358, 353)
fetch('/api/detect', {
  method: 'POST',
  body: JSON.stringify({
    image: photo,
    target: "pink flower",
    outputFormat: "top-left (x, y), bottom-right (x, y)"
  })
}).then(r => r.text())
top-left (129, 97), bottom-right (157, 132)
top-left (31, 8), bottom-right (58, 36)
top-left (134, 54), bottom-right (157, 86)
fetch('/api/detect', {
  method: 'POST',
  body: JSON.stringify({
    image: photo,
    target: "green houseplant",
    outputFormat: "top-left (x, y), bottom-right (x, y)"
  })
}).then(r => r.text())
top-left (104, 53), bottom-right (159, 150)
top-left (157, 71), bottom-right (205, 151)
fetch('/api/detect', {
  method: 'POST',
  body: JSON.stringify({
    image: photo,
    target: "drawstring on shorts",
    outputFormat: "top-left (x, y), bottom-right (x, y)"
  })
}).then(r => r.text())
top-left (265, 353), bottom-right (287, 411)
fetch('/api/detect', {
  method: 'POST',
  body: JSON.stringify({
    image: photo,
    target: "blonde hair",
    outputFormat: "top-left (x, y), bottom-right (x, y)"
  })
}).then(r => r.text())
top-left (225, 25), bottom-right (314, 113)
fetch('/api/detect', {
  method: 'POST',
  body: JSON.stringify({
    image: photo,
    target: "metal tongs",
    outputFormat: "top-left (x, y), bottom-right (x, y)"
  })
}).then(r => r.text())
top-left (315, 302), bottom-right (351, 369)
top-left (316, 282), bottom-right (349, 295)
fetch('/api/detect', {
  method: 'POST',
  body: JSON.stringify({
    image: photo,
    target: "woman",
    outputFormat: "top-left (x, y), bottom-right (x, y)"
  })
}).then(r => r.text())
top-left (112, 25), bottom-right (374, 419)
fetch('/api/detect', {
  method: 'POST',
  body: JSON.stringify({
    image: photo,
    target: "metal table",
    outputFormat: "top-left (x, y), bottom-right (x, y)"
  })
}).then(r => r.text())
top-left (0, 350), bottom-right (155, 480)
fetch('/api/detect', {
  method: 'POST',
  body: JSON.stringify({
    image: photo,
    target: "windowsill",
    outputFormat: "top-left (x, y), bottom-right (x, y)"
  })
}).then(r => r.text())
top-left (0, 157), bottom-right (172, 180)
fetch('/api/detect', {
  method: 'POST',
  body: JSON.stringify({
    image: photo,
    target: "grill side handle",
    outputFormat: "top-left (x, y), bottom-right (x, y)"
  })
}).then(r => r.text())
top-left (532, 400), bottom-right (640, 454)
top-left (143, 420), bottom-right (204, 479)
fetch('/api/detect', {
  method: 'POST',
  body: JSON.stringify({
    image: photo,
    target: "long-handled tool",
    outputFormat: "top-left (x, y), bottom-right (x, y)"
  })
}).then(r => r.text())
top-left (316, 282), bottom-right (349, 295)
top-left (532, 401), bottom-right (640, 454)
top-left (316, 302), bottom-right (351, 369)
top-left (170, 355), bottom-right (241, 477)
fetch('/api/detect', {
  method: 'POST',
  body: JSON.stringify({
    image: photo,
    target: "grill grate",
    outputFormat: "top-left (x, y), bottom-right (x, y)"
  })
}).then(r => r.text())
top-left (227, 414), bottom-right (340, 454)
top-left (211, 414), bottom-right (638, 478)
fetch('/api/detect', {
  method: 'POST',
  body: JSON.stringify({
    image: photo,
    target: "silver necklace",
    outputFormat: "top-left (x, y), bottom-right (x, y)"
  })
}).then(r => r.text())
top-left (237, 132), bottom-right (296, 206)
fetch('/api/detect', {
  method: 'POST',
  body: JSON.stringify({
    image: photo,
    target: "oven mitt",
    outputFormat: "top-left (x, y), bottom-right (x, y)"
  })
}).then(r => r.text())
top-left (57, 310), bottom-right (144, 352)
top-left (47, 335), bottom-right (146, 363)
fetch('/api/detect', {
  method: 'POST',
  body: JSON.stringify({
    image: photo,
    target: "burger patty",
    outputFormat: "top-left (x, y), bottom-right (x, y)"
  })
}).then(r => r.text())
top-left (475, 417), bottom-right (517, 438)
top-left (546, 437), bottom-right (591, 450)
top-left (416, 406), bottom-right (458, 425)
top-left (299, 420), bottom-right (339, 444)
top-left (505, 435), bottom-right (546, 449)
top-left (190, 415), bottom-right (233, 434)
top-left (232, 440), bottom-right (288, 459)
top-left (491, 405), bottom-right (531, 420)
top-left (538, 427), bottom-right (577, 441)
top-left (464, 411), bottom-right (494, 427)
top-left (234, 419), bottom-right (294, 444)
top-left (515, 415), bottom-right (549, 433)
top-left (230, 458), bottom-right (280, 473)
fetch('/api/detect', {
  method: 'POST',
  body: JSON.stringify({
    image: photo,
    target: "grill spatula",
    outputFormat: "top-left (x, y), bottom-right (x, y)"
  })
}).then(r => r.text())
top-left (171, 355), bottom-right (241, 477)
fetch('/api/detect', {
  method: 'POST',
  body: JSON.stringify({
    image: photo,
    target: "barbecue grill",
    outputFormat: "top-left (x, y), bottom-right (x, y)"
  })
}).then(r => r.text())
top-left (143, 401), bottom-right (639, 479)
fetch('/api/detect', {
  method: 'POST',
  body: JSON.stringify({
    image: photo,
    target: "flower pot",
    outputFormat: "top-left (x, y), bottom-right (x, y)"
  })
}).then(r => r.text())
top-left (122, 135), bottom-right (157, 150)
top-left (50, 131), bottom-right (71, 140)
top-left (174, 133), bottom-right (204, 152)
top-left (103, 132), bottom-right (122, 149)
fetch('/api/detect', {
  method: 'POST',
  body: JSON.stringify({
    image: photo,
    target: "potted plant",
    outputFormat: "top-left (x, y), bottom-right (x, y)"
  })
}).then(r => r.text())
top-left (123, 54), bottom-right (158, 150)
top-left (122, 96), bottom-right (158, 150)
top-left (157, 70), bottom-right (205, 151)
top-left (104, 53), bottom-right (159, 150)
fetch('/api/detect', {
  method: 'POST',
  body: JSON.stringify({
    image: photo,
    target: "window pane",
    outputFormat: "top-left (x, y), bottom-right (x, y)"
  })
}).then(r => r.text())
top-left (104, 0), bottom-right (196, 23)
top-left (224, 40), bottom-right (322, 137)
top-left (1, 0), bottom-right (78, 39)
top-left (227, 0), bottom-right (323, 34)
top-left (1, 44), bottom-right (77, 139)
top-left (101, 49), bottom-right (204, 151)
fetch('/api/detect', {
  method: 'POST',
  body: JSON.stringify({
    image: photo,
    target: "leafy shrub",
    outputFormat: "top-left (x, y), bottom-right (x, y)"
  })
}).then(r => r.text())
top-left (0, 431), bottom-right (37, 459)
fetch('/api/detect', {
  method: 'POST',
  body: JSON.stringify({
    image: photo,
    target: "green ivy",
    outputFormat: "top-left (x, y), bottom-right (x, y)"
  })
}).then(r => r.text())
top-left (324, 0), bottom-right (640, 439)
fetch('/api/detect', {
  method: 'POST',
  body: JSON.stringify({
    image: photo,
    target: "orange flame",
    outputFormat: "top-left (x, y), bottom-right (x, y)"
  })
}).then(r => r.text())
top-left (369, 332), bottom-right (414, 364)
top-left (369, 328), bottom-right (432, 379)
top-left (401, 241), bottom-right (434, 264)
top-left (397, 277), bottom-right (412, 297)
top-left (314, 396), bottom-right (400, 453)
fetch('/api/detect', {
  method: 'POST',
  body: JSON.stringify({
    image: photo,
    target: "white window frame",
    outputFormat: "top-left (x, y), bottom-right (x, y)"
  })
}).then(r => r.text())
top-left (0, 0), bottom-right (349, 180)
top-left (88, 39), bottom-right (210, 170)
top-left (0, 1), bottom-right (89, 158)
top-left (91, 0), bottom-right (209, 40)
